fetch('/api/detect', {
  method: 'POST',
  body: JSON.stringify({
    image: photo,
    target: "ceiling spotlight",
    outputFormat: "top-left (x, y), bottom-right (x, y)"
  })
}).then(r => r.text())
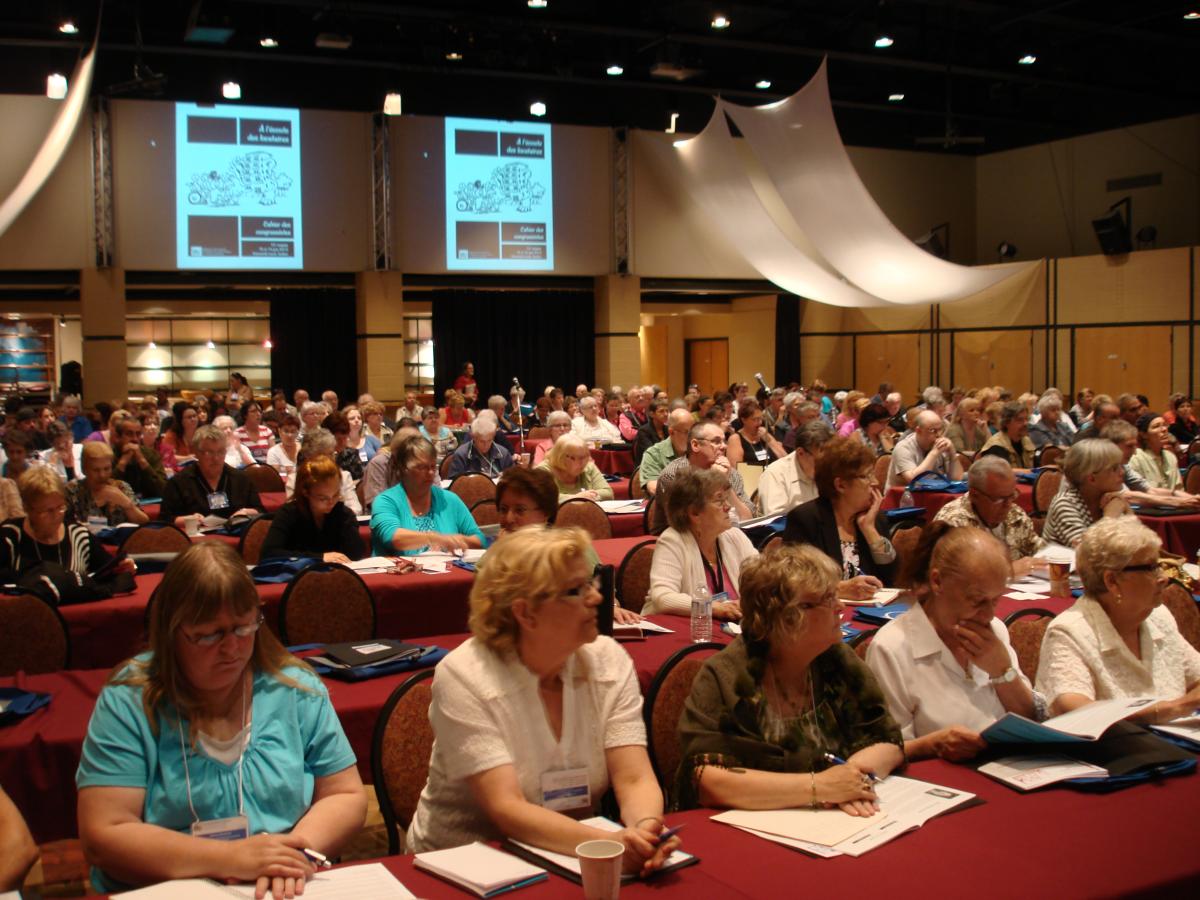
top-left (528, 0), bottom-right (548, 7)
top-left (383, 92), bottom-right (402, 116)
top-left (874, 35), bottom-right (894, 48)
top-left (530, 101), bottom-right (546, 117)
top-left (263, 339), bottom-right (274, 349)
top-left (996, 241), bottom-right (1018, 260)
top-left (755, 79), bottom-right (772, 89)
top-left (606, 64), bottom-right (624, 76)
top-left (148, 341), bottom-right (157, 349)
top-left (888, 93), bottom-right (905, 102)
top-left (711, 15), bottom-right (730, 29)
top-left (206, 339), bottom-right (216, 349)
top-left (445, 51), bottom-right (463, 61)
top-left (1185, 11), bottom-right (1200, 19)
top-left (46, 73), bottom-right (68, 100)
top-left (259, 37), bottom-right (279, 48)
top-left (59, 21), bottom-right (79, 35)
top-left (222, 81), bottom-right (241, 100)
top-left (1018, 54), bottom-right (1037, 65)
top-left (59, 319), bottom-right (67, 328)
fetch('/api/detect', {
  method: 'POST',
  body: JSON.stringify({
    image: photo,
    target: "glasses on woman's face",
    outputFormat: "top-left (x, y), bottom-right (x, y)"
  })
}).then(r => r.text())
top-left (182, 612), bottom-right (264, 647)
top-left (558, 575), bottom-right (602, 603)
top-left (706, 494), bottom-right (731, 511)
top-left (796, 590), bottom-right (840, 611)
top-left (29, 502), bottom-right (67, 519)
top-left (408, 462), bottom-right (437, 476)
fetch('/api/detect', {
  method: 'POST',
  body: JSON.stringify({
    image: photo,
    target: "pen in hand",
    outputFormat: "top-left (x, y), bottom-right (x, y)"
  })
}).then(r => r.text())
top-left (822, 752), bottom-right (880, 782)
top-left (653, 824), bottom-right (686, 845)
top-left (303, 848), bottom-right (331, 869)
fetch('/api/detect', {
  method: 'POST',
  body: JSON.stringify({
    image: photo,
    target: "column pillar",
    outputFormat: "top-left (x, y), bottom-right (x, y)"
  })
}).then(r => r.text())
top-left (80, 267), bottom-right (127, 405)
top-left (594, 273), bottom-right (640, 391)
top-left (355, 270), bottom-right (405, 404)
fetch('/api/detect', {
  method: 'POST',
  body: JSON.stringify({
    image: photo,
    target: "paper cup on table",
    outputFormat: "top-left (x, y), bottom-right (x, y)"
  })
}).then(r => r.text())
top-left (183, 517), bottom-right (200, 537)
top-left (576, 839), bottom-right (623, 900)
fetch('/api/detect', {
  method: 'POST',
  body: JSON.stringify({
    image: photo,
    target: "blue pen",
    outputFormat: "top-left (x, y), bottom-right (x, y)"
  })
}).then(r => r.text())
top-left (822, 752), bottom-right (879, 782)
top-left (654, 823), bottom-right (686, 845)
top-left (303, 848), bottom-right (331, 869)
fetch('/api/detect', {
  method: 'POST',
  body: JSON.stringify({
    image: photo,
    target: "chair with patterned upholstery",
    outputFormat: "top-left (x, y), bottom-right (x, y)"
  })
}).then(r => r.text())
top-left (554, 497), bottom-right (612, 542)
top-left (469, 498), bottom-right (500, 527)
top-left (0, 593), bottom-right (71, 675)
top-left (1002, 608), bottom-right (1057, 680)
top-left (1033, 468), bottom-right (1063, 516)
top-left (122, 522), bottom-right (192, 554)
top-left (448, 473), bottom-right (496, 510)
top-left (629, 468), bottom-right (645, 500)
top-left (438, 453), bottom-right (454, 479)
top-left (642, 493), bottom-right (658, 536)
top-left (278, 563), bottom-right (376, 645)
top-left (890, 522), bottom-right (924, 587)
top-left (1162, 579), bottom-right (1200, 652)
top-left (1037, 445), bottom-right (1065, 469)
top-left (243, 464), bottom-right (286, 494)
top-left (526, 427), bottom-right (551, 441)
top-left (371, 669), bottom-right (436, 855)
top-left (615, 538), bottom-right (657, 613)
top-left (756, 531), bottom-right (783, 553)
top-left (873, 454), bottom-right (893, 492)
top-left (237, 514), bottom-right (274, 565)
top-left (643, 642), bottom-right (722, 790)
top-left (1185, 464), bottom-right (1200, 496)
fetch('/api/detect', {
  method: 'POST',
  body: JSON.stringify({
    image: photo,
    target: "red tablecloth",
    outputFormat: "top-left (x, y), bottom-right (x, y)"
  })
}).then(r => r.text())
top-left (1138, 512), bottom-right (1200, 559)
top-left (590, 446), bottom-right (635, 476)
top-left (883, 484), bottom-right (1034, 516)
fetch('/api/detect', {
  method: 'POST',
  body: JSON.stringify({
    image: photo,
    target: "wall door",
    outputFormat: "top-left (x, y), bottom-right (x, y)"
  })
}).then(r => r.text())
top-left (855, 333), bottom-right (919, 401)
top-left (953, 330), bottom-right (1034, 393)
top-left (1072, 325), bottom-right (1172, 408)
top-left (686, 338), bottom-right (729, 396)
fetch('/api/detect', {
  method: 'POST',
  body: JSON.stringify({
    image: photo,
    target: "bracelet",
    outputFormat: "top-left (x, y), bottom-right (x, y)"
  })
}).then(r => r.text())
top-left (810, 771), bottom-right (818, 809)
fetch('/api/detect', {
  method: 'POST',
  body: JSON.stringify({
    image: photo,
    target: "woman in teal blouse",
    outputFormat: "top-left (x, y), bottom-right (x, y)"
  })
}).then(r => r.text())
top-left (76, 542), bottom-right (365, 898)
top-left (370, 433), bottom-right (485, 556)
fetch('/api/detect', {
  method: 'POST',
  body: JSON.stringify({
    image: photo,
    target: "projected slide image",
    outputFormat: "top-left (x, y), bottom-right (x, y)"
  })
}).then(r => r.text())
top-left (175, 103), bottom-right (303, 269)
top-left (445, 117), bottom-right (553, 270)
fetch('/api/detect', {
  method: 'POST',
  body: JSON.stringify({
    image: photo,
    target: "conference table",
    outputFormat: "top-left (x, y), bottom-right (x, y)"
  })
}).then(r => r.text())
top-left (1137, 511), bottom-right (1200, 559)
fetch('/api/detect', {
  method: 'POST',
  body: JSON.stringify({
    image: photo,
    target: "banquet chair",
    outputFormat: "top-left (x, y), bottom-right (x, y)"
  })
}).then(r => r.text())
top-left (890, 522), bottom-right (924, 587)
top-left (278, 563), bottom-right (376, 645)
top-left (1161, 579), bottom-right (1200, 652)
top-left (1003, 608), bottom-right (1057, 680)
top-left (526, 427), bottom-right (551, 441)
top-left (756, 531), bottom-right (783, 553)
top-left (643, 493), bottom-right (659, 536)
top-left (554, 497), bottom-right (613, 541)
top-left (0, 593), bottom-right (71, 675)
top-left (643, 642), bottom-right (723, 791)
top-left (1033, 468), bottom-right (1063, 516)
top-left (237, 514), bottom-right (274, 565)
top-left (956, 452), bottom-right (973, 474)
top-left (121, 522), bottom-right (192, 554)
top-left (615, 538), bottom-right (657, 612)
top-left (1037, 445), bottom-right (1065, 469)
top-left (849, 630), bottom-right (874, 662)
top-left (372, 669), bottom-right (436, 855)
top-left (1185, 463), bottom-right (1200, 496)
top-left (872, 454), bottom-right (893, 491)
top-left (448, 472), bottom-right (496, 509)
top-left (629, 467), bottom-right (645, 500)
top-left (438, 453), bottom-right (455, 479)
top-left (469, 498), bottom-right (500, 527)
top-left (243, 463), bottom-right (286, 494)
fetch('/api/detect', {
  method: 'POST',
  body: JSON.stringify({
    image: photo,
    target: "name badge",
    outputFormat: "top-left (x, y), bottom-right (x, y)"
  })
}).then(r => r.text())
top-left (207, 491), bottom-right (230, 510)
top-left (711, 591), bottom-right (731, 603)
top-left (540, 767), bottom-right (590, 813)
top-left (190, 814), bottom-right (249, 841)
top-left (359, 448), bottom-right (369, 463)
top-left (754, 446), bottom-right (769, 462)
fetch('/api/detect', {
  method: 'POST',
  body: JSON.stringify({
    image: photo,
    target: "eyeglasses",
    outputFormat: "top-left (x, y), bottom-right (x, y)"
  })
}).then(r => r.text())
top-left (29, 504), bottom-right (67, 518)
top-left (407, 463), bottom-right (437, 475)
top-left (558, 577), bottom-right (602, 602)
top-left (975, 488), bottom-right (1019, 505)
top-left (183, 613), bottom-right (265, 647)
top-left (1119, 563), bottom-right (1162, 576)
top-left (197, 447), bottom-right (225, 458)
top-left (696, 437), bottom-right (727, 448)
top-left (797, 592), bottom-right (840, 611)
top-left (707, 495), bottom-right (731, 510)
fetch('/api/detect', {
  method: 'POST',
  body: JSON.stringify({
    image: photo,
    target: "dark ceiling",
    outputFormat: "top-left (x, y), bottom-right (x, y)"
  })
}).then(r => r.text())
top-left (2, 1), bottom-right (1198, 154)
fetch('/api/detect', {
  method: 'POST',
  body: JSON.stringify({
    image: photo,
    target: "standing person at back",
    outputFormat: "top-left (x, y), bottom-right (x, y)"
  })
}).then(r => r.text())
top-left (887, 410), bottom-right (964, 486)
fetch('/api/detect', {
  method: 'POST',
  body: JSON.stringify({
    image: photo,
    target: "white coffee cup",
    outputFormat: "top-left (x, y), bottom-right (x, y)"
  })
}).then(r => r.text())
top-left (576, 839), bottom-right (623, 900)
top-left (183, 517), bottom-right (200, 537)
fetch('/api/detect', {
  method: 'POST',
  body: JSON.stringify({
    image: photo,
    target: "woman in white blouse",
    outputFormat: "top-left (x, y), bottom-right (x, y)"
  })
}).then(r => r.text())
top-left (867, 523), bottom-right (1041, 761)
top-left (407, 526), bottom-right (681, 876)
top-left (1036, 516), bottom-right (1200, 720)
top-left (644, 468), bottom-right (757, 620)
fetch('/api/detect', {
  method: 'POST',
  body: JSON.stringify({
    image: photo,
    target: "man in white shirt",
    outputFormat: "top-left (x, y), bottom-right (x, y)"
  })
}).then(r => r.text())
top-left (887, 410), bottom-right (964, 486)
top-left (757, 420), bottom-right (833, 516)
top-left (571, 396), bottom-right (622, 444)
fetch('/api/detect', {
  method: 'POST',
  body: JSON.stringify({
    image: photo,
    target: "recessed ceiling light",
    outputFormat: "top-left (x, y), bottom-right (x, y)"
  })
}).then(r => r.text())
top-left (755, 79), bottom-right (772, 89)
top-left (530, 101), bottom-right (546, 117)
top-left (1184, 11), bottom-right (1200, 19)
top-left (888, 93), bottom-right (905, 102)
top-left (528, 0), bottom-right (548, 7)
top-left (59, 22), bottom-right (79, 35)
top-left (874, 35), bottom-right (894, 48)
top-left (445, 51), bottom-right (463, 61)
top-left (263, 339), bottom-right (273, 349)
top-left (148, 341), bottom-right (157, 349)
top-left (206, 340), bottom-right (216, 349)
top-left (1018, 54), bottom-right (1037, 65)
top-left (222, 81), bottom-right (241, 99)
top-left (711, 15), bottom-right (730, 29)
top-left (46, 73), bottom-right (68, 99)
top-left (606, 64), bottom-right (624, 76)
top-left (259, 37), bottom-right (279, 48)
top-left (383, 92), bottom-right (402, 115)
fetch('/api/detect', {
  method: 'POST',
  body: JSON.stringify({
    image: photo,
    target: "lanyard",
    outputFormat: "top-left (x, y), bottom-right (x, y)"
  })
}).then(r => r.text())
top-left (700, 543), bottom-right (725, 594)
top-left (178, 675), bottom-right (249, 823)
top-left (472, 445), bottom-right (499, 478)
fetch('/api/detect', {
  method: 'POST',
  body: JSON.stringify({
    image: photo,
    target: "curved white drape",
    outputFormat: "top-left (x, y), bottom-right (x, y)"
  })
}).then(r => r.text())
top-left (644, 106), bottom-right (889, 308)
top-left (0, 44), bottom-right (97, 240)
top-left (719, 61), bottom-right (1032, 304)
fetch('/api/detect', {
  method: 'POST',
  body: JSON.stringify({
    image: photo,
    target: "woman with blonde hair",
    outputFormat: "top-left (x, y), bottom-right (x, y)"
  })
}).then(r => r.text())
top-left (65, 441), bottom-right (150, 527)
top-left (440, 389), bottom-right (474, 429)
top-left (407, 527), bottom-right (681, 875)
top-left (76, 542), bottom-right (365, 897)
top-left (945, 397), bottom-right (987, 455)
top-left (535, 433), bottom-right (613, 502)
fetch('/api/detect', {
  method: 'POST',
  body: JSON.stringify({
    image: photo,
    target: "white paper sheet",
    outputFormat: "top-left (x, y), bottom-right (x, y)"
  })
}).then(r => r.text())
top-left (978, 755), bottom-right (1108, 791)
top-left (225, 863), bottom-right (416, 899)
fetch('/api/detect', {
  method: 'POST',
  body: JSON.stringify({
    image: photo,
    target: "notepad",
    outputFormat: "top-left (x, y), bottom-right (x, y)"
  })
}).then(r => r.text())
top-left (978, 755), bottom-right (1109, 791)
top-left (114, 864), bottom-right (416, 899)
top-left (413, 842), bottom-right (547, 897)
top-left (981, 696), bottom-right (1158, 744)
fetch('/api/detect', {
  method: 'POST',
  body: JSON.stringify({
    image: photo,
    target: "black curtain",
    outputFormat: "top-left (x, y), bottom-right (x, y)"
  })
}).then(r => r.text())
top-left (431, 289), bottom-right (595, 405)
top-left (774, 294), bottom-right (801, 388)
top-left (268, 288), bottom-right (358, 402)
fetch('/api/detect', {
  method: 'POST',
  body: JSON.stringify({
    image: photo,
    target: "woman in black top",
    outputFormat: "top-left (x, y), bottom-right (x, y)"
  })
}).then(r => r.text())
top-left (261, 455), bottom-right (365, 564)
top-left (726, 399), bottom-right (785, 468)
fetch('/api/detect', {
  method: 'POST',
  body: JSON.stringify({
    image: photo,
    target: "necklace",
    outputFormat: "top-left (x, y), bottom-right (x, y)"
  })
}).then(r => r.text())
top-left (768, 664), bottom-right (812, 716)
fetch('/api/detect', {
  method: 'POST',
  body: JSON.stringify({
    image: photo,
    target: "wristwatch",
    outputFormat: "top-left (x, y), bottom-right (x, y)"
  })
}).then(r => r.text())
top-left (989, 666), bottom-right (1018, 685)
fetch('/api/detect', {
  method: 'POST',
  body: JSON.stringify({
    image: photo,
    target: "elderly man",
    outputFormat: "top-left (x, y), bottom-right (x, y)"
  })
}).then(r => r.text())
top-left (572, 395), bottom-right (622, 444)
top-left (1115, 392), bottom-right (1144, 426)
top-left (761, 388), bottom-right (786, 433)
top-left (298, 400), bottom-right (325, 437)
top-left (774, 394), bottom-right (819, 448)
top-left (575, 383), bottom-right (589, 399)
top-left (446, 416), bottom-right (513, 478)
top-left (321, 389), bottom-right (340, 412)
top-left (885, 391), bottom-right (906, 432)
top-left (640, 408), bottom-right (693, 494)
top-left (887, 410), bottom-right (964, 486)
top-left (632, 400), bottom-right (669, 465)
top-left (919, 386), bottom-right (947, 419)
top-left (59, 394), bottom-right (93, 443)
top-left (159, 424), bottom-right (262, 529)
top-left (293, 388), bottom-right (309, 413)
top-left (617, 387), bottom-right (650, 441)
top-left (1029, 394), bottom-right (1074, 448)
top-left (400, 391), bottom-right (424, 421)
top-left (111, 414), bottom-right (167, 499)
top-left (1073, 397), bottom-right (1119, 443)
top-left (757, 420), bottom-right (834, 516)
top-left (650, 421), bottom-right (753, 533)
top-left (934, 456), bottom-right (1042, 576)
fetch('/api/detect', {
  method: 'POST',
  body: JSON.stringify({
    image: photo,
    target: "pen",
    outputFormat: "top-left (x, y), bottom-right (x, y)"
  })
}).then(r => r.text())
top-left (303, 848), bottom-right (331, 869)
top-left (654, 824), bottom-right (686, 844)
top-left (822, 753), bottom-right (880, 782)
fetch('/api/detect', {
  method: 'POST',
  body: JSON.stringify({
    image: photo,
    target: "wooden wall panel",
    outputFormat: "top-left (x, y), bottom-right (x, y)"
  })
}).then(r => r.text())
top-left (686, 338), bottom-right (728, 395)
top-left (638, 324), bottom-right (669, 394)
top-left (800, 335), bottom-right (850, 389)
top-left (1072, 326), bottom-right (1173, 409)
top-left (856, 333), bottom-right (919, 400)
top-left (952, 330), bottom-right (1034, 394)
top-left (1057, 248), bottom-right (1190, 324)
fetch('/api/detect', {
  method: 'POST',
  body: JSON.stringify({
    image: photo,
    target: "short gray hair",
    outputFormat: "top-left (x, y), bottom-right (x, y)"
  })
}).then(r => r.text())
top-left (300, 401), bottom-right (324, 418)
top-left (782, 391), bottom-right (804, 409)
top-left (190, 424), bottom-right (225, 453)
top-left (967, 454), bottom-right (1014, 489)
top-left (999, 401), bottom-right (1027, 430)
top-left (1062, 438), bottom-right (1122, 486)
top-left (487, 394), bottom-right (506, 410)
top-left (794, 420), bottom-right (834, 454)
top-left (300, 427), bottom-right (335, 459)
top-left (579, 396), bottom-right (599, 413)
top-left (546, 410), bottom-right (572, 427)
top-left (922, 386), bottom-right (945, 406)
top-left (1076, 516), bottom-right (1161, 595)
top-left (470, 416), bottom-right (497, 438)
top-left (1037, 394), bottom-right (1063, 415)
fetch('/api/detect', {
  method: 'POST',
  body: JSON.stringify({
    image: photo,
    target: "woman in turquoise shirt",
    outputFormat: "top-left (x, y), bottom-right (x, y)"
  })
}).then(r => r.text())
top-left (370, 433), bottom-right (484, 556)
top-left (76, 542), bottom-right (366, 899)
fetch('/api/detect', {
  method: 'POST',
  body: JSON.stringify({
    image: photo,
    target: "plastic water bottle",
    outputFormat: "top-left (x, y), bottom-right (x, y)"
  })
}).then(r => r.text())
top-left (691, 586), bottom-right (713, 643)
top-left (900, 487), bottom-right (915, 509)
